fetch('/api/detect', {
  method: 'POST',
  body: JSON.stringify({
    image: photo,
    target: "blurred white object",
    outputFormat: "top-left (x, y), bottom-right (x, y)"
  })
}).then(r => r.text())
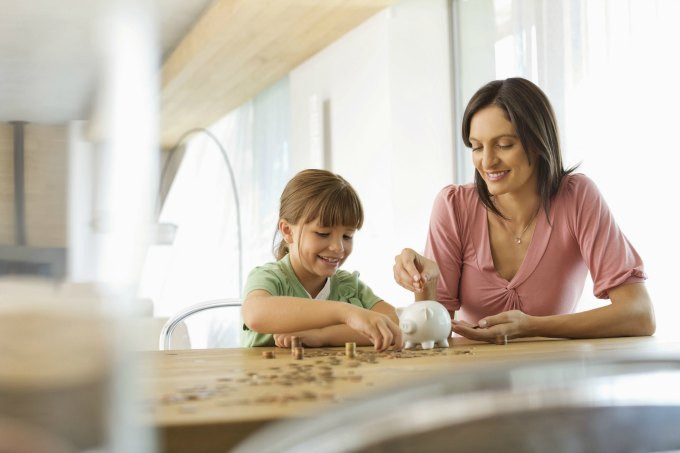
top-left (397, 300), bottom-right (451, 350)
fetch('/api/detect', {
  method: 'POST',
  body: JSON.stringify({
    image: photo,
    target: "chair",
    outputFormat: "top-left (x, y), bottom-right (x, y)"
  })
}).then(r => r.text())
top-left (159, 298), bottom-right (242, 350)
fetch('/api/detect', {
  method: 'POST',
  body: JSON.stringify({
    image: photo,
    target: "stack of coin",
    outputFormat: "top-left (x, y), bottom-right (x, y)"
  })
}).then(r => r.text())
top-left (291, 336), bottom-right (301, 357)
top-left (293, 347), bottom-right (304, 360)
top-left (345, 342), bottom-right (356, 359)
top-left (261, 351), bottom-right (274, 359)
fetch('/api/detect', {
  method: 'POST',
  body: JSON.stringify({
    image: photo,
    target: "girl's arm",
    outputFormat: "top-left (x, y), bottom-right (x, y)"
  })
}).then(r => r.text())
top-left (273, 301), bottom-right (399, 347)
top-left (242, 291), bottom-right (402, 351)
top-left (452, 282), bottom-right (655, 343)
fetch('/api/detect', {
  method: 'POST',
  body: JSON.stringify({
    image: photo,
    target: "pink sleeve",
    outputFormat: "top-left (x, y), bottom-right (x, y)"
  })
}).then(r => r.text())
top-left (569, 175), bottom-right (646, 299)
top-left (424, 186), bottom-right (464, 313)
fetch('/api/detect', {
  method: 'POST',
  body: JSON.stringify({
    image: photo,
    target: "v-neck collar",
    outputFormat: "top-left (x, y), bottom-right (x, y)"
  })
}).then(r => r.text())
top-left (472, 199), bottom-right (553, 289)
top-left (280, 254), bottom-right (332, 299)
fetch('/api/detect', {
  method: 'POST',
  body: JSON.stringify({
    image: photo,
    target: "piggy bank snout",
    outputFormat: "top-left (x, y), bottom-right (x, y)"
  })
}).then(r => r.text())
top-left (400, 319), bottom-right (416, 334)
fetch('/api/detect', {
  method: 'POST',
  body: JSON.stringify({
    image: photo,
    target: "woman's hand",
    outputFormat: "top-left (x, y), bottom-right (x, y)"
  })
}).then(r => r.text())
top-left (273, 330), bottom-right (325, 348)
top-left (393, 248), bottom-right (440, 295)
top-left (343, 306), bottom-right (402, 352)
top-left (451, 310), bottom-right (534, 344)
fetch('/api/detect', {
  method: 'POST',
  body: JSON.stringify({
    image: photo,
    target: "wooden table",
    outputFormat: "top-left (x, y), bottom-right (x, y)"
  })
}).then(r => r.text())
top-left (140, 336), bottom-right (680, 453)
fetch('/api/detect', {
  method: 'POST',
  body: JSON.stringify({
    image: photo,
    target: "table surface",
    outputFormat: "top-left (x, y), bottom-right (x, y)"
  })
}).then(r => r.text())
top-left (140, 336), bottom-right (680, 452)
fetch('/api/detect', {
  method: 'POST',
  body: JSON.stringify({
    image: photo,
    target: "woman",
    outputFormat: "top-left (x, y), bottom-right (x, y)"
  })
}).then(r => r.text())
top-left (393, 77), bottom-right (654, 344)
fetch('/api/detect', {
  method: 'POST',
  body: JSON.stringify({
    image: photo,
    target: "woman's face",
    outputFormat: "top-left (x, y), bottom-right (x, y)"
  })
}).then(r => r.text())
top-left (469, 105), bottom-right (537, 198)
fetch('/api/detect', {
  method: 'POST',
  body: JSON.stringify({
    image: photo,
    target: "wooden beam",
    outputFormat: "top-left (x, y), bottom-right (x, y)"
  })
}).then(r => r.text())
top-left (160, 0), bottom-right (394, 148)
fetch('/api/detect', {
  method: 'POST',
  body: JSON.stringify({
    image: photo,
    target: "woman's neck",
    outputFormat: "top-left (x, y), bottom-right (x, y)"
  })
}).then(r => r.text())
top-left (493, 190), bottom-right (541, 225)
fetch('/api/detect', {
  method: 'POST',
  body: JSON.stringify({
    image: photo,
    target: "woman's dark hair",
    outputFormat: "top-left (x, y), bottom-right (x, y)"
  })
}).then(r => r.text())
top-left (273, 169), bottom-right (364, 259)
top-left (461, 77), bottom-right (576, 218)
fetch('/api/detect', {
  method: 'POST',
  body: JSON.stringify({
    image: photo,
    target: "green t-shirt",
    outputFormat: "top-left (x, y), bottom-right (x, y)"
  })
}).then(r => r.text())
top-left (240, 254), bottom-right (382, 347)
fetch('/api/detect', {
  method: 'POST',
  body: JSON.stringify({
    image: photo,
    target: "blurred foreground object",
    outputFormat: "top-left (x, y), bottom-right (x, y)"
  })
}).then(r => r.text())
top-left (234, 351), bottom-right (680, 453)
top-left (0, 279), bottom-right (113, 451)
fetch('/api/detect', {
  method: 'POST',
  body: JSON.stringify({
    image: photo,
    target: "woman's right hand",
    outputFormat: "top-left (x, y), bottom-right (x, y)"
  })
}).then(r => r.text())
top-left (343, 306), bottom-right (402, 352)
top-left (393, 248), bottom-right (440, 294)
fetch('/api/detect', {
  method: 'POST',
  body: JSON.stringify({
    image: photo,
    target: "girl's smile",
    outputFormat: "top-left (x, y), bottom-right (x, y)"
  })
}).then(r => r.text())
top-left (280, 218), bottom-right (355, 296)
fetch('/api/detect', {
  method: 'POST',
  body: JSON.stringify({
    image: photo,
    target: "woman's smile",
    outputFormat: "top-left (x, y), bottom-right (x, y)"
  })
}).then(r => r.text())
top-left (485, 170), bottom-right (510, 182)
top-left (470, 106), bottom-right (537, 197)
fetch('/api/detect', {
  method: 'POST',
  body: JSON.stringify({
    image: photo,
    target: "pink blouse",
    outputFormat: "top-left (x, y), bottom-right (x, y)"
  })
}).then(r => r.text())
top-left (425, 174), bottom-right (646, 323)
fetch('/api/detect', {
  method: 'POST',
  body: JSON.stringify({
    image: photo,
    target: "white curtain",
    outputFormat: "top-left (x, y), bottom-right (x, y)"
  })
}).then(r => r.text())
top-left (454, 0), bottom-right (680, 337)
top-left (139, 77), bottom-right (291, 347)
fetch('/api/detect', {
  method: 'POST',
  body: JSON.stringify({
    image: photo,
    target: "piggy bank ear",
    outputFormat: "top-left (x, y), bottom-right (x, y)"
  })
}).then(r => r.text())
top-left (425, 307), bottom-right (434, 320)
top-left (396, 307), bottom-right (404, 318)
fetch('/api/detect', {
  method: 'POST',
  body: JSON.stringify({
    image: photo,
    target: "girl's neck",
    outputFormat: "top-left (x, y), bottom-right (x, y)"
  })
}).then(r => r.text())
top-left (288, 255), bottom-right (327, 298)
top-left (303, 278), bottom-right (327, 299)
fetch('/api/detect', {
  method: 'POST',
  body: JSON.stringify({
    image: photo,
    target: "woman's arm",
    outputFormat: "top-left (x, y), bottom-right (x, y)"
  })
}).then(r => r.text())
top-left (394, 187), bottom-right (465, 310)
top-left (452, 282), bottom-right (655, 343)
top-left (242, 291), bottom-right (402, 350)
top-left (393, 249), bottom-right (441, 301)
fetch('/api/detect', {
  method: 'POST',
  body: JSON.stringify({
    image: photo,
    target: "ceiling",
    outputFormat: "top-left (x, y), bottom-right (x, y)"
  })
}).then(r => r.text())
top-left (159, 0), bottom-right (393, 148)
top-left (0, 0), bottom-right (394, 147)
top-left (0, 0), bottom-right (216, 124)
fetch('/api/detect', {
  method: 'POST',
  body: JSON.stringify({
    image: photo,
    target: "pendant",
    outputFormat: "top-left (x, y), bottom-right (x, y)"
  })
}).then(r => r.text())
top-left (515, 237), bottom-right (522, 244)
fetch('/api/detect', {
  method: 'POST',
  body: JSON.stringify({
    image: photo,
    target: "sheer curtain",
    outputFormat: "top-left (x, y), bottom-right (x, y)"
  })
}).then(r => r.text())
top-left (454, 0), bottom-right (680, 337)
top-left (139, 77), bottom-right (291, 347)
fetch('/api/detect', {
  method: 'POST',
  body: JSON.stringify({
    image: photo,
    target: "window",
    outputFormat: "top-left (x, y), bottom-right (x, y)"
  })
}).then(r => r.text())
top-left (139, 78), bottom-right (290, 346)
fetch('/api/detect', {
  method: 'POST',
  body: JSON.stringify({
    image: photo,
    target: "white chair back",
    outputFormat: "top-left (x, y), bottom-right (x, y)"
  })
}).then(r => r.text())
top-left (159, 298), bottom-right (242, 350)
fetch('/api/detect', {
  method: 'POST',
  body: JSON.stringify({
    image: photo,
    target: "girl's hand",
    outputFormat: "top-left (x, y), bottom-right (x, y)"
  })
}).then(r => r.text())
top-left (344, 307), bottom-right (402, 352)
top-left (451, 310), bottom-right (534, 344)
top-left (273, 330), bottom-right (325, 348)
top-left (393, 248), bottom-right (440, 294)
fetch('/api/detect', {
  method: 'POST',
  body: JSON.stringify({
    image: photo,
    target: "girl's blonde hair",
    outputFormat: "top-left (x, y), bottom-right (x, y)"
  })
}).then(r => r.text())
top-left (274, 169), bottom-right (364, 260)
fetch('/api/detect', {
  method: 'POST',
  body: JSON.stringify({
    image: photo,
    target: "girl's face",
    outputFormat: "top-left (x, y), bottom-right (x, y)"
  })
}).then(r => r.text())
top-left (469, 105), bottom-right (537, 198)
top-left (280, 217), bottom-right (355, 288)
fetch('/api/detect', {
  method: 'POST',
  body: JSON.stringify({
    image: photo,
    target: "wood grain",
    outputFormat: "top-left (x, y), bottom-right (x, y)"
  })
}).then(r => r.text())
top-left (160, 0), bottom-right (394, 148)
top-left (140, 336), bottom-right (680, 453)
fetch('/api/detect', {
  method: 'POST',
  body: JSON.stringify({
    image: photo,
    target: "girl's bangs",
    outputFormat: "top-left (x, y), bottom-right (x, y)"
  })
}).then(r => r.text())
top-left (305, 189), bottom-right (363, 229)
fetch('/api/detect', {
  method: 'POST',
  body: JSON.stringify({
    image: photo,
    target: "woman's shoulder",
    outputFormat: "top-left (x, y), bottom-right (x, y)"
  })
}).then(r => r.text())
top-left (558, 173), bottom-right (603, 202)
top-left (434, 183), bottom-right (479, 209)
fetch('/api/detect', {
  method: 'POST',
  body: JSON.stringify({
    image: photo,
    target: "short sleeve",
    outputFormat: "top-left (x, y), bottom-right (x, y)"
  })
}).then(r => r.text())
top-left (354, 276), bottom-right (382, 309)
top-left (243, 265), bottom-right (283, 298)
top-left (567, 175), bottom-right (646, 299)
top-left (332, 271), bottom-right (382, 309)
top-left (424, 185), bottom-right (465, 313)
top-left (240, 265), bottom-right (283, 347)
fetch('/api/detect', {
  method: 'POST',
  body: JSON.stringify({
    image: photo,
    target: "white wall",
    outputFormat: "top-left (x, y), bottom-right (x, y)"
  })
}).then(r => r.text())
top-left (290, 0), bottom-right (455, 306)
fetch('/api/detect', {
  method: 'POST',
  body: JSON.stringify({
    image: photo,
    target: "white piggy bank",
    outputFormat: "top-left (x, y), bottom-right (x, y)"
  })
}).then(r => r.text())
top-left (397, 301), bottom-right (451, 349)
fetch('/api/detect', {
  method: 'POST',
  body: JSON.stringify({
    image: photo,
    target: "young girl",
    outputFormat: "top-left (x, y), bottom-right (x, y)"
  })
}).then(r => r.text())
top-left (241, 169), bottom-right (402, 351)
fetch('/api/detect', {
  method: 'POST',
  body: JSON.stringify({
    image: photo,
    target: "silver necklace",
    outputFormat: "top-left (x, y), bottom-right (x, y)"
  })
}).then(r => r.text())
top-left (503, 209), bottom-right (539, 245)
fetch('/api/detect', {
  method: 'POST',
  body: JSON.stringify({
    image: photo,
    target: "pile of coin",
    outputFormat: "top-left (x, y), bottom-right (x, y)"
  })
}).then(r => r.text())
top-left (291, 336), bottom-right (304, 360)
